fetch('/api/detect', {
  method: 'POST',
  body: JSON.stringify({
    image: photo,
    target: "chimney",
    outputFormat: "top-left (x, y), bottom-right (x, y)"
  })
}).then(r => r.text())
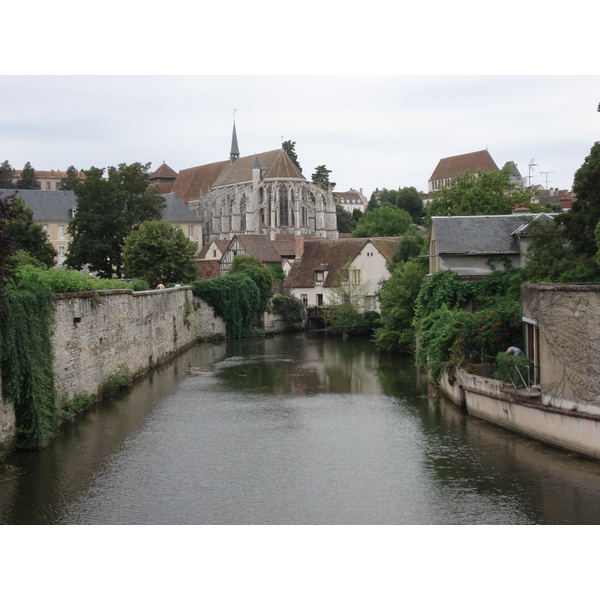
top-left (512, 204), bottom-right (531, 214)
top-left (295, 235), bottom-right (305, 259)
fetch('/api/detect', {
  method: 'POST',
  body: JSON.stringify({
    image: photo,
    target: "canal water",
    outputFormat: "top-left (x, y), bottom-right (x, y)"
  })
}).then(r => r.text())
top-left (2, 332), bottom-right (600, 525)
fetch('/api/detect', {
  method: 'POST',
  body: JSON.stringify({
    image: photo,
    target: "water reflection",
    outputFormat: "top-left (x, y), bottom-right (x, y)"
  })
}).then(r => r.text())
top-left (1, 332), bottom-right (600, 524)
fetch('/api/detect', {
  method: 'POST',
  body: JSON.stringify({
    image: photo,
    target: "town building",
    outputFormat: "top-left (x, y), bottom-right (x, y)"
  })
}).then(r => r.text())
top-left (12, 168), bottom-right (85, 191)
top-left (171, 124), bottom-right (338, 242)
top-left (428, 149), bottom-right (500, 193)
top-left (334, 188), bottom-right (368, 213)
top-left (284, 237), bottom-right (399, 312)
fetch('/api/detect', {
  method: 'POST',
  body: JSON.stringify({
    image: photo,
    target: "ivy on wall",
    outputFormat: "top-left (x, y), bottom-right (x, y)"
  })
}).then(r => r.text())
top-left (191, 274), bottom-right (260, 338)
top-left (0, 287), bottom-right (56, 448)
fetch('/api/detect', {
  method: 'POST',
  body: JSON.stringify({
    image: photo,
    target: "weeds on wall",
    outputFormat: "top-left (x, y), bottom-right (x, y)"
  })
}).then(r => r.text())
top-left (0, 287), bottom-right (56, 448)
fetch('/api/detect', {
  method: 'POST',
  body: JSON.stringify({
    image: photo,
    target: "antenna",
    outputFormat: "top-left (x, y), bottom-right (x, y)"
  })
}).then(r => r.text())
top-left (540, 171), bottom-right (554, 189)
top-left (528, 158), bottom-right (538, 187)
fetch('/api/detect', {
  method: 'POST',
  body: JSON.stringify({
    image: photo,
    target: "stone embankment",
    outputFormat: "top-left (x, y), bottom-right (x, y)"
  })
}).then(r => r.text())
top-left (1, 286), bottom-right (229, 455)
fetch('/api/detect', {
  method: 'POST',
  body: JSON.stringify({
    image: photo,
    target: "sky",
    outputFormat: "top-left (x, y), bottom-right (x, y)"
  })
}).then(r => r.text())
top-left (1, 74), bottom-right (597, 198)
top-left (3, 2), bottom-right (599, 202)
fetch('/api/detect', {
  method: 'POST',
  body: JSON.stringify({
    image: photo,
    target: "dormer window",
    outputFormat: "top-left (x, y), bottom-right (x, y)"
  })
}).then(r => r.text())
top-left (316, 271), bottom-right (324, 282)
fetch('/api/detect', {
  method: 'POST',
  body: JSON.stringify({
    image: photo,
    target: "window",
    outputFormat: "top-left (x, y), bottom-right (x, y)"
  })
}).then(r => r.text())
top-left (58, 225), bottom-right (65, 239)
top-left (301, 294), bottom-right (308, 306)
top-left (365, 296), bottom-right (377, 311)
top-left (352, 269), bottom-right (361, 284)
top-left (46, 182), bottom-right (51, 190)
top-left (58, 246), bottom-right (66, 257)
top-left (317, 294), bottom-right (324, 306)
top-left (316, 271), bottom-right (324, 282)
top-left (42, 224), bottom-right (49, 233)
top-left (188, 226), bottom-right (194, 237)
top-left (213, 249), bottom-right (217, 258)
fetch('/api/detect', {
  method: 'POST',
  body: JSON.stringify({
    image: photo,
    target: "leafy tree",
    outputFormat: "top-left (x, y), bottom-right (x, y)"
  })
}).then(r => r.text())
top-left (0, 191), bottom-right (18, 308)
top-left (366, 190), bottom-right (379, 212)
top-left (562, 141), bottom-right (600, 260)
top-left (123, 220), bottom-right (199, 288)
top-left (396, 186), bottom-right (424, 225)
top-left (388, 232), bottom-right (427, 267)
top-left (16, 162), bottom-right (41, 190)
top-left (228, 254), bottom-right (274, 313)
top-left (282, 140), bottom-right (302, 172)
top-left (377, 189), bottom-right (398, 207)
top-left (374, 256), bottom-right (428, 354)
top-left (6, 196), bottom-right (57, 268)
top-left (425, 166), bottom-right (528, 223)
top-left (336, 203), bottom-right (355, 233)
top-left (66, 163), bottom-right (165, 278)
top-left (352, 205), bottom-right (414, 238)
top-left (59, 165), bottom-right (81, 191)
top-left (311, 165), bottom-right (336, 190)
top-left (0, 160), bottom-right (15, 188)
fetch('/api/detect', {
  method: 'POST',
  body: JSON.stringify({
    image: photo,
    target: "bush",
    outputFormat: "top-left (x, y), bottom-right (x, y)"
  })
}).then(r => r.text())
top-left (272, 293), bottom-right (306, 327)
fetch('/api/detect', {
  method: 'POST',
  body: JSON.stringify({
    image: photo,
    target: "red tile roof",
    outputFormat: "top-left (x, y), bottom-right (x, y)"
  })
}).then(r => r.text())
top-left (429, 149), bottom-right (499, 182)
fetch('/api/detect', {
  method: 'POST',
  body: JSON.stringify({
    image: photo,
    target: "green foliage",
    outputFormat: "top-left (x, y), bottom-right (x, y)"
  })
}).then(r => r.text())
top-left (58, 166), bottom-right (81, 191)
top-left (374, 257), bottom-right (428, 354)
top-left (389, 233), bottom-right (427, 268)
top-left (396, 186), bottom-right (424, 225)
top-left (123, 220), bottom-right (198, 288)
top-left (352, 205), bottom-right (414, 238)
top-left (494, 352), bottom-right (532, 387)
top-left (99, 364), bottom-right (133, 400)
top-left (311, 165), bottom-right (335, 190)
top-left (0, 190), bottom-right (18, 308)
top-left (16, 162), bottom-right (41, 190)
top-left (191, 273), bottom-right (260, 338)
top-left (322, 304), bottom-right (376, 336)
top-left (267, 261), bottom-right (285, 283)
top-left (282, 140), bottom-right (302, 172)
top-left (425, 166), bottom-right (528, 223)
top-left (228, 254), bottom-right (274, 313)
top-left (0, 287), bottom-right (56, 448)
top-left (0, 160), bottom-right (15, 188)
top-left (66, 163), bottom-right (165, 278)
top-left (271, 293), bottom-right (306, 327)
top-left (7, 196), bottom-right (57, 268)
top-left (336, 203), bottom-right (355, 233)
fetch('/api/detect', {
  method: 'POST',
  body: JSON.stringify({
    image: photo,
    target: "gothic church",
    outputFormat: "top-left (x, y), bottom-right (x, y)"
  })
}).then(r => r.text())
top-left (171, 125), bottom-right (339, 242)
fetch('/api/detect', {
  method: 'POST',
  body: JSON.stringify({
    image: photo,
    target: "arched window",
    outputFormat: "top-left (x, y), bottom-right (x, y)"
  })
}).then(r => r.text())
top-left (279, 184), bottom-right (289, 226)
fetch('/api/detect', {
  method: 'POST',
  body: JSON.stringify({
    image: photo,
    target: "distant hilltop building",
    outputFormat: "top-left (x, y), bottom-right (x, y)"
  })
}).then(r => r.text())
top-left (334, 188), bottom-right (368, 213)
top-left (11, 168), bottom-right (85, 190)
top-left (168, 123), bottom-right (338, 242)
top-left (428, 149), bottom-right (500, 192)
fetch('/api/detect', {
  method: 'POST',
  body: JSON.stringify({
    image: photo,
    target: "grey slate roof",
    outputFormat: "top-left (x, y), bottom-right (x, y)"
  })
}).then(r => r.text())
top-left (1, 189), bottom-right (77, 222)
top-left (431, 214), bottom-right (533, 255)
top-left (160, 192), bottom-right (201, 223)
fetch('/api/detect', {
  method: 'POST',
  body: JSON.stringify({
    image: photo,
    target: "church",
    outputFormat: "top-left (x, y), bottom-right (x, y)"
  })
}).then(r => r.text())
top-left (170, 124), bottom-right (339, 242)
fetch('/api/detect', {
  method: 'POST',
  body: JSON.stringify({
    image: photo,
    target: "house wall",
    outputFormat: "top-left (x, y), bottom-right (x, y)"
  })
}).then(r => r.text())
top-left (521, 283), bottom-right (600, 413)
top-left (41, 221), bottom-right (72, 266)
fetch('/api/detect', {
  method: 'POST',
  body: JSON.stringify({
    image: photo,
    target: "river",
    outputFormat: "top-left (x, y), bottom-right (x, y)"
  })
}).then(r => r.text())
top-left (2, 332), bottom-right (600, 525)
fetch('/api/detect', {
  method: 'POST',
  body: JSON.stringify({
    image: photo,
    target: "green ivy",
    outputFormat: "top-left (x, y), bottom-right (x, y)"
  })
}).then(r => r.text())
top-left (0, 287), bottom-right (56, 448)
top-left (271, 293), bottom-right (306, 327)
top-left (191, 273), bottom-right (260, 338)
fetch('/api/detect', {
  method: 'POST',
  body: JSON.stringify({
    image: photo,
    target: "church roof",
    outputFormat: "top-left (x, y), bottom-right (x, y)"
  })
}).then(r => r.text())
top-left (171, 159), bottom-right (230, 205)
top-left (149, 162), bottom-right (178, 180)
top-left (429, 149), bottom-right (499, 182)
top-left (214, 149), bottom-right (304, 187)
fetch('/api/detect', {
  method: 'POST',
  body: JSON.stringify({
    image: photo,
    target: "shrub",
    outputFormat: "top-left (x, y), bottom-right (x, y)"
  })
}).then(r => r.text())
top-left (272, 293), bottom-right (306, 327)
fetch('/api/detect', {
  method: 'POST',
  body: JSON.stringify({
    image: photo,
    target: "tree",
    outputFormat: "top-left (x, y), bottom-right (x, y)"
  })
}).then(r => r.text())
top-left (396, 186), bottom-right (424, 225)
top-left (66, 163), bottom-right (165, 278)
top-left (282, 140), bottom-right (302, 172)
top-left (16, 162), bottom-right (41, 190)
top-left (0, 160), bottom-right (15, 189)
top-left (123, 220), bottom-right (198, 287)
top-left (425, 166), bottom-right (528, 223)
top-left (366, 190), bottom-right (379, 212)
top-left (311, 165), bottom-right (335, 190)
top-left (0, 191), bottom-right (18, 308)
top-left (6, 196), bottom-right (57, 268)
top-left (377, 189), bottom-right (398, 207)
top-left (59, 165), bottom-right (81, 191)
top-left (352, 205), bottom-right (414, 238)
top-left (228, 254), bottom-right (274, 313)
top-left (336, 203), bottom-right (355, 233)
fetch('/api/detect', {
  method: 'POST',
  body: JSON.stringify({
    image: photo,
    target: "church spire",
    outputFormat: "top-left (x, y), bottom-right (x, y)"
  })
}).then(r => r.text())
top-left (230, 111), bottom-right (240, 165)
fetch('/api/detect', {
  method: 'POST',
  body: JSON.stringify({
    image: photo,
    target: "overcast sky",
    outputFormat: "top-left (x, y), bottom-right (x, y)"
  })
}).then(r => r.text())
top-left (3, 2), bottom-right (599, 202)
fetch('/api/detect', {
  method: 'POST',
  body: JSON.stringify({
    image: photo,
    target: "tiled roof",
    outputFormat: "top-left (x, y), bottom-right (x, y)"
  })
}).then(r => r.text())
top-left (171, 160), bottom-right (230, 205)
top-left (213, 149), bottom-right (304, 187)
top-left (3, 189), bottom-right (77, 221)
top-left (232, 234), bottom-right (283, 263)
top-left (285, 238), bottom-right (387, 288)
top-left (271, 239), bottom-right (297, 258)
top-left (431, 214), bottom-right (530, 255)
top-left (149, 162), bottom-right (178, 180)
top-left (197, 239), bottom-right (230, 259)
top-left (14, 169), bottom-right (85, 180)
top-left (429, 149), bottom-right (499, 182)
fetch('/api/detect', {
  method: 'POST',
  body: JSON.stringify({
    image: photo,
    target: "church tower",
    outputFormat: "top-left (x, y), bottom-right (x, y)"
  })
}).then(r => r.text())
top-left (230, 120), bottom-right (240, 165)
